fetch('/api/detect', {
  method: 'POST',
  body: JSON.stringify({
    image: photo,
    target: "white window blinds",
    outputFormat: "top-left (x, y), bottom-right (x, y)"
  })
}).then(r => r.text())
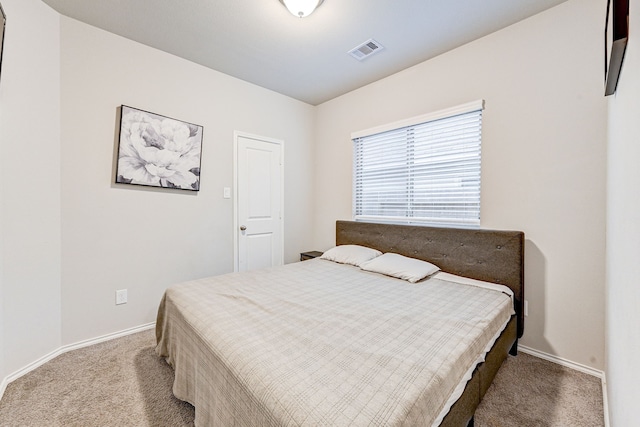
top-left (353, 101), bottom-right (483, 228)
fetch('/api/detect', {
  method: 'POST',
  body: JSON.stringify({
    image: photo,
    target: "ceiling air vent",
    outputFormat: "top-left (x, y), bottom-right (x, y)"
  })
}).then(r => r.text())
top-left (349, 39), bottom-right (384, 61)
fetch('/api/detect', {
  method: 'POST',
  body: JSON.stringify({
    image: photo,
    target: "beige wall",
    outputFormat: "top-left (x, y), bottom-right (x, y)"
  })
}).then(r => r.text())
top-left (606, 0), bottom-right (640, 423)
top-left (1, 1), bottom-right (316, 380)
top-left (0, 0), bottom-right (62, 379)
top-left (59, 17), bottom-right (316, 344)
top-left (313, 0), bottom-right (607, 369)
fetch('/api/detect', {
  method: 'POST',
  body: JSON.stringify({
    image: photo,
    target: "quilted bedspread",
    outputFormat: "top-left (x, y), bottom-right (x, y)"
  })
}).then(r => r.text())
top-left (156, 258), bottom-right (512, 426)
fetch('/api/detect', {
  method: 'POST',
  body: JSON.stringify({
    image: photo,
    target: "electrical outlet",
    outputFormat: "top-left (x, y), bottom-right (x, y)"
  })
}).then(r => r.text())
top-left (524, 300), bottom-right (529, 317)
top-left (116, 289), bottom-right (127, 305)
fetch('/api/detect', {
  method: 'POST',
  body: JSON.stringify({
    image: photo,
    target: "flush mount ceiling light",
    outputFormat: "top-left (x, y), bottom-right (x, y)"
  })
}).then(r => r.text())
top-left (279, 0), bottom-right (324, 18)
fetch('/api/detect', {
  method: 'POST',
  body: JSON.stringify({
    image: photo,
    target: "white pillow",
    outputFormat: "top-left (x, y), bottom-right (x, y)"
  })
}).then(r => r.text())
top-left (360, 253), bottom-right (440, 283)
top-left (319, 245), bottom-right (382, 267)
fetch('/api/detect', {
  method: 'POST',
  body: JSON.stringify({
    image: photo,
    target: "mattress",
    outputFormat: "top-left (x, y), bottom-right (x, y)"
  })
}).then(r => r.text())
top-left (156, 258), bottom-right (514, 426)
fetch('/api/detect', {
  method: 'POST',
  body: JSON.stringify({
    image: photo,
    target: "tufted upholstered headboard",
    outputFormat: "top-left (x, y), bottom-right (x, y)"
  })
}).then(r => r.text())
top-left (336, 220), bottom-right (525, 338)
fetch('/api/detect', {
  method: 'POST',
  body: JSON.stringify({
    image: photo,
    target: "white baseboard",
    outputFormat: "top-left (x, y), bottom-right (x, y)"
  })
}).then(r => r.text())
top-left (519, 345), bottom-right (603, 378)
top-left (0, 322), bottom-right (155, 401)
top-left (519, 345), bottom-right (610, 427)
top-left (601, 373), bottom-right (610, 427)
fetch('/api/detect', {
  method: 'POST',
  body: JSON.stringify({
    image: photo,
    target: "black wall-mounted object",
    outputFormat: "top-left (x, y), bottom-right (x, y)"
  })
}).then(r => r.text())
top-left (0, 2), bottom-right (6, 84)
top-left (604, 0), bottom-right (629, 96)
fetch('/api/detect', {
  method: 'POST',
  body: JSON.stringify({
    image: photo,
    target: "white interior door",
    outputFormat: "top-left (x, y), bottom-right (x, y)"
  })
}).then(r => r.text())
top-left (235, 133), bottom-right (283, 272)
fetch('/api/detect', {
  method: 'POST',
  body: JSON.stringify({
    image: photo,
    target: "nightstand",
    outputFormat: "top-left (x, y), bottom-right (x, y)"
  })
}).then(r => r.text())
top-left (300, 251), bottom-right (323, 261)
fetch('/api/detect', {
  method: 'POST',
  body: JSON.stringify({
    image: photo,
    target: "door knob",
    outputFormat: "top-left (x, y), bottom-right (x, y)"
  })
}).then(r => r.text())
top-left (240, 225), bottom-right (247, 231)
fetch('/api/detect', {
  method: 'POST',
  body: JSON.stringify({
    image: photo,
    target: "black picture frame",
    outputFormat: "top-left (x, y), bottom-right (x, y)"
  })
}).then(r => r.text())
top-left (604, 0), bottom-right (629, 96)
top-left (115, 105), bottom-right (204, 191)
top-left (0, 2), bottom-right (6, 84)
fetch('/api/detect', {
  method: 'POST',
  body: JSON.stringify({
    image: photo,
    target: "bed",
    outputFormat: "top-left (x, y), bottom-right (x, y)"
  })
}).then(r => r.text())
top-left (156, 220), bottom-right (525, 426)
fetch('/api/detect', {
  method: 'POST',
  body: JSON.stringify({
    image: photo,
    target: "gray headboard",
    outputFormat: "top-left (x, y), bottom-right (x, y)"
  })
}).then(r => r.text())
top-left (336, 220), bottom-right (525, 338)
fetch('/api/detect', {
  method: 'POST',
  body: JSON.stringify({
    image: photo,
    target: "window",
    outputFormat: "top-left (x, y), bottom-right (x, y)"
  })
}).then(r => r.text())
top-left (352, 100), bottom-right (483, 228)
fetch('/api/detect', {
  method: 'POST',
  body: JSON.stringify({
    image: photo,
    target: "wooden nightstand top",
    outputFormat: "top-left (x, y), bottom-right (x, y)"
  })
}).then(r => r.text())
top-left (300, 251), bottom-right (323, 261)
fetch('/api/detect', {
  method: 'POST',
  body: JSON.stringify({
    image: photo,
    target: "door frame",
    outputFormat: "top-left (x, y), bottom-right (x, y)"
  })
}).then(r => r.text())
top-left (233, 131), bottom-right (285, 272)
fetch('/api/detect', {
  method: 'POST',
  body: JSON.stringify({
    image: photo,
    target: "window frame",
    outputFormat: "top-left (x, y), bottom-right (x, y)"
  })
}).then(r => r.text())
top-left (352, 100), bottom-right (484, 228)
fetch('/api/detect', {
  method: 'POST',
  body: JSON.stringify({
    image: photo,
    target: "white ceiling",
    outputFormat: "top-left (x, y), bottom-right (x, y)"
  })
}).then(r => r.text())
top-left (41, 0), bottom-right (568, 105)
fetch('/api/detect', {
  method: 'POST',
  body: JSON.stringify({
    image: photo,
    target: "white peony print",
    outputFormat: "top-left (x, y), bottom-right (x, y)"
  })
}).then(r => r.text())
top-left (116, 106), bottom-right (203, 190)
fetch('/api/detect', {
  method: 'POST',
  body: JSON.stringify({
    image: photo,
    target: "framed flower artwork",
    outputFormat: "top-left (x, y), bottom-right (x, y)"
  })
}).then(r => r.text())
top-left (115, 106), bottom-right (203, 191)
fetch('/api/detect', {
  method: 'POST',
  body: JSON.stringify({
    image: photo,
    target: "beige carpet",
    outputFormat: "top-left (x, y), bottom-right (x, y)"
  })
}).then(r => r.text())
top-left (0, 329), bottom-right (604, 426)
